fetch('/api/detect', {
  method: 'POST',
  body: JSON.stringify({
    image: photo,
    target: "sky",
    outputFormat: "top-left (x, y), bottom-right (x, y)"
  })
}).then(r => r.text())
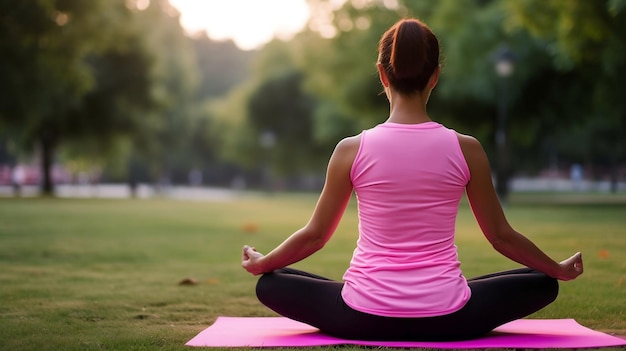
top-left (168, 0), bottom-right (311, 51)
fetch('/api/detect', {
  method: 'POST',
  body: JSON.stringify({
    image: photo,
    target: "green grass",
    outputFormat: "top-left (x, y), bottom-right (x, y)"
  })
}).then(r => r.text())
top-left (0, 194), bottom-right (625, 350)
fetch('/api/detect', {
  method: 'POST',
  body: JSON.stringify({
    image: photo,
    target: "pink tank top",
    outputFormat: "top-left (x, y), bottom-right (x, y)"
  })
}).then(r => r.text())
top-left (342, 122), bottom-right (471, 317)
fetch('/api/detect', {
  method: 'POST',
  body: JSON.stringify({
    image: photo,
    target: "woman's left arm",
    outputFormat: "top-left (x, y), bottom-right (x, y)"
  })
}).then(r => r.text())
top-left (242, 136), bottom-right (359, 275)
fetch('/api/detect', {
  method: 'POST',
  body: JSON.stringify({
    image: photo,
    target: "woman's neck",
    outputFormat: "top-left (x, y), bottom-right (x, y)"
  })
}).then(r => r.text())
top-left (386, 90), bottom-right (431, 124)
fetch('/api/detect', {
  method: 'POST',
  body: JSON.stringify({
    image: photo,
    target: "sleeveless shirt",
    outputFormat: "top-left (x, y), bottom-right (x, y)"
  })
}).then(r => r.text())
top-left (341, 122), bottom-right (472, 317)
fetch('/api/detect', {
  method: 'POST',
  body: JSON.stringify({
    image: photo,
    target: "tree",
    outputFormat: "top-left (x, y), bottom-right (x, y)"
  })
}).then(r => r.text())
top-left (0, 0), bottom-right (161, 195)
top-left (247, 69), bottom-right (323, 176)
top-left (191, 34), bottom-right (255, 101)
top-left (131, 0), bottom-right (200, 186)
top-left (505, 0), bottom-right (626, 191)
top-left (207, 38), bottom-right (335, 185)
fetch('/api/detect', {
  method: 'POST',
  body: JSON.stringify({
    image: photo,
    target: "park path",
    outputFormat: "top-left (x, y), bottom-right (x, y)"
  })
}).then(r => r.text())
top-left (0, 184), bottom-right (240, 201)
top-left (1, 177), bottom-right (625, 201)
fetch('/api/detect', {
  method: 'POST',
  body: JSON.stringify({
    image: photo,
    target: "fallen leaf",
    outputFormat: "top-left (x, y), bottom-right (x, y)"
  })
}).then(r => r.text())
top-left (242, 223), bottom-right (259, 233)
top-left (178, 277), bottom-right (199, 285)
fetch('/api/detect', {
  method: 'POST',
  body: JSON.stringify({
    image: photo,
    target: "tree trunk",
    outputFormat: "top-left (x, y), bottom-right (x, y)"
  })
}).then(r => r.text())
top-left (127, 151), bottom-right (140, 198)
top-left (609, 161), bottom-right (618, 194)
top-left (40, 134), bottom-right (56, 197)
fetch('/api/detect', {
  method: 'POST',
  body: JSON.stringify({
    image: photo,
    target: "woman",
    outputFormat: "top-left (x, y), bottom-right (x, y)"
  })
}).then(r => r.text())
top-left (241, 18), bottom-right (583, 341)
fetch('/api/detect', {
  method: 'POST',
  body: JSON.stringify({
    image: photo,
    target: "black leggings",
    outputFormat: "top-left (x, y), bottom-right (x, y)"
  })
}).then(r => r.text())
top-left (255, 267), bottom-right (558, 341)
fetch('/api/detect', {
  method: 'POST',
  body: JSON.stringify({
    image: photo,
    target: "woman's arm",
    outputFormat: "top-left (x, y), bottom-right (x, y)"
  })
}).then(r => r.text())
top-left (242, 135), bottom-right (359, 275)
top-left (458, 133), bottom-right (583, 281)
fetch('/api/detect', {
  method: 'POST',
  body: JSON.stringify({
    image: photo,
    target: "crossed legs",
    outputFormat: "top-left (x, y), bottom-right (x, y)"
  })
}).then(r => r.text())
top-left (256, 267), bottom-right (558, 341)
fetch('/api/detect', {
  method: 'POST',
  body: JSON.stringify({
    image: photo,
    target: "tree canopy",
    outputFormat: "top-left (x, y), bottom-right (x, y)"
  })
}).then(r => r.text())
top-left (0, 0), bottom-right (164, 194)
top-left (1, 0), bottom-right (623, 194)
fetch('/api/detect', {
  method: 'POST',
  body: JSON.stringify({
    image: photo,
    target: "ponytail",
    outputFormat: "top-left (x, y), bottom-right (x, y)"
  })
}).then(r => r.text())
top-left (379, 18), bottom-right (439, 94)
top-left (390, 20), bottom-right (425, 79)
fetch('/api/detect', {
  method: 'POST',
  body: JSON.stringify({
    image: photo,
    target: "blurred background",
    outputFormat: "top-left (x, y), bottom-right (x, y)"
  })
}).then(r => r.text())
top-left (0, 0), bottom-right (624, 202)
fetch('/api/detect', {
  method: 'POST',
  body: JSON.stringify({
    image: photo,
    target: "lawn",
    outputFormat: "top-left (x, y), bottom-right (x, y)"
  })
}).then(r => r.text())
top-left (0, 193), bottom-right (624, 350)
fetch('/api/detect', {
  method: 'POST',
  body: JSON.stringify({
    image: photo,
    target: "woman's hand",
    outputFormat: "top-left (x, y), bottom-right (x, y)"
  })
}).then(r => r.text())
top-left (556, 252), bottom-right (583, 281)
top-left (241, 245), bottom-right (266, 275)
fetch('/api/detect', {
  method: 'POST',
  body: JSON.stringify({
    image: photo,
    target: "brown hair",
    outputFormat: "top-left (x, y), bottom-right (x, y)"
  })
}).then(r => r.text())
top-left (378, 18), bottom-right (440, 94)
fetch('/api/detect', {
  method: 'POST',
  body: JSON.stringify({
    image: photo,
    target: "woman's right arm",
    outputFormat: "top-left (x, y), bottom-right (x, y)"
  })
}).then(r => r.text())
top-left (457, 133), bottom-right (583, 281)
top-left (241, 135), bottom-right (359, 275)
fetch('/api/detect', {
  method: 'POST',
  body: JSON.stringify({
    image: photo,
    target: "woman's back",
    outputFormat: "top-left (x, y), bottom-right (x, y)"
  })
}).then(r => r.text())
top-left (342, 121), bottom-right (471, 317)
top-left (244, 17), bottom-right (580, 342)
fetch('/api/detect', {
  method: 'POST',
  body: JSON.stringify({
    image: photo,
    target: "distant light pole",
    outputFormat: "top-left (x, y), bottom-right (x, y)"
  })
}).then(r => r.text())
top-left (493, 46), bottom-right (515, 204)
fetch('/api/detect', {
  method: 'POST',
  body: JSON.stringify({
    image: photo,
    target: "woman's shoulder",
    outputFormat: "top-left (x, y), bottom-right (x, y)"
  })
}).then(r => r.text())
top-left (454, 132), bottom-right (482, 153)
top-left (332, 134), bottom-right (362, 165)
top-left (454, 132), bottom-right (489, 170)
top-left (336, 133), bottom-right (362, 151)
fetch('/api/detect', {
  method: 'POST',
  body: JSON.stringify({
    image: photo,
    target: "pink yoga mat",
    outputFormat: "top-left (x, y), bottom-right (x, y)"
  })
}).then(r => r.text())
top-left (186, 316), bottom-right (626, 349)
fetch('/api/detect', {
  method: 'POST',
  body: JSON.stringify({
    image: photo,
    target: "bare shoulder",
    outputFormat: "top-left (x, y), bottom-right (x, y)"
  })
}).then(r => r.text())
top-left (455, 132), bottom-right (485, 159)
top-left (334, 134), bottom-right (361, 156)
top-left (329, 134), bottom-right (361, 168)
top-left (337, 134), bottom-right (361, 149)
top-left (456, 132), bottom-right (481, 149)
